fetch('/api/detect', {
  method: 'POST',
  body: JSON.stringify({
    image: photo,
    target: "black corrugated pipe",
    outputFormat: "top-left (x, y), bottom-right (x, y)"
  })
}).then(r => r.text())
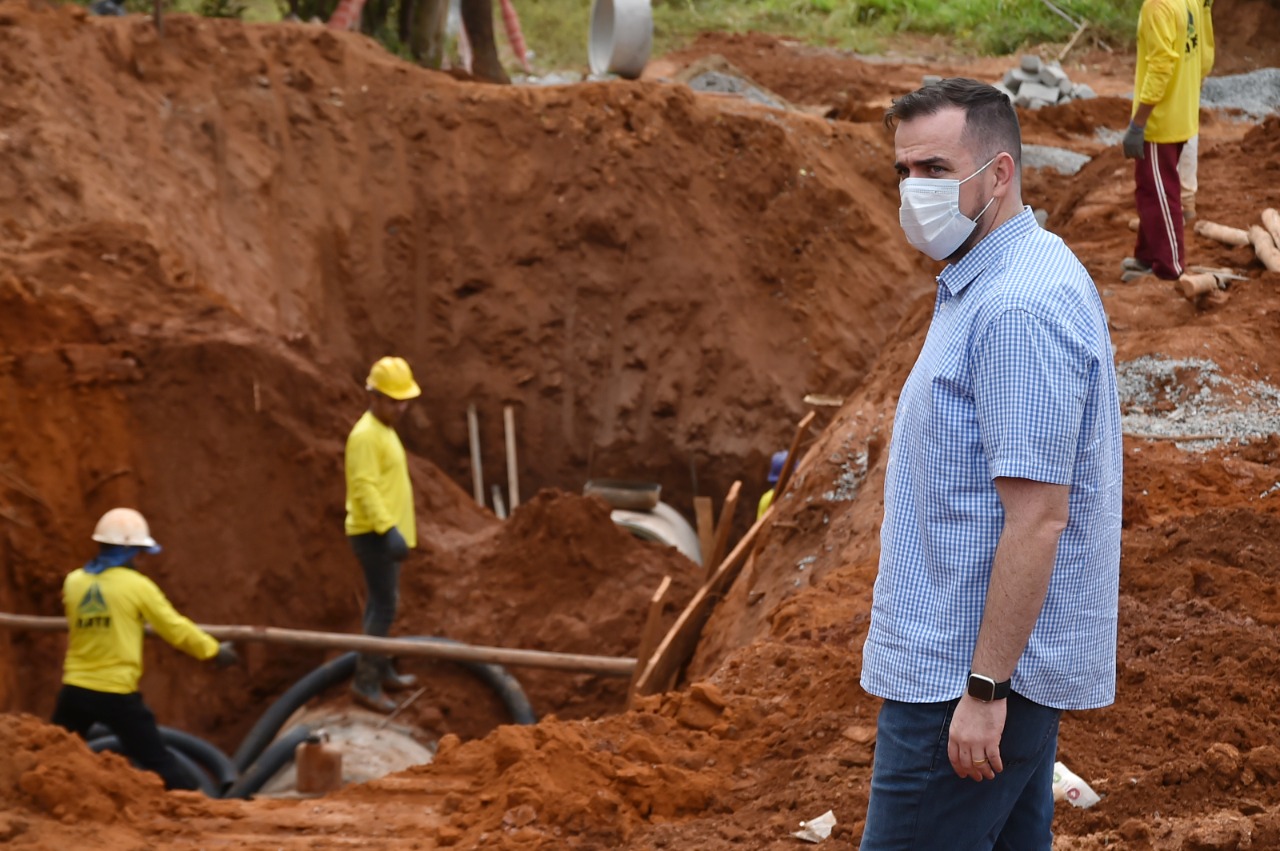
top-left (86, 724), bottom-right (238, 796)
top-left (87, 735), bottom-right (218, 797)
top-left (231, 652), bottom-right (358, 773)
top-left (222, 725), bottom-right (313, 799)
top-left (231, 638), bottom-right (536, 774)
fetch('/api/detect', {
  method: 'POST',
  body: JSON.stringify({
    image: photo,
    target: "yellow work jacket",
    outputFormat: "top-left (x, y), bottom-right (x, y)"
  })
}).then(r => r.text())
top-left (1133, 0), bottom-right (1215, 143)
top-left (62, 566), bottom-right (219, 694)
top-left (344, 410), bottom-right (417, 547)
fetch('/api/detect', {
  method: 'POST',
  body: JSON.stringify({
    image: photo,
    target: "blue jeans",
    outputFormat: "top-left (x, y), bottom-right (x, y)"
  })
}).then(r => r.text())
top-left (860, 692), bottom-right (1061, 851)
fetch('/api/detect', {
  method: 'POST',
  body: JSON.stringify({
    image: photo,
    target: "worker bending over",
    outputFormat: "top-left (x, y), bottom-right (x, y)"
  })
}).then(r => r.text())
top-left (53, 508), bottom-right (236, 790)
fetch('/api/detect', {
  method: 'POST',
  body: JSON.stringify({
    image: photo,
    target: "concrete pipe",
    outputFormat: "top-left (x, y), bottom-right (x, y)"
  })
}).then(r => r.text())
top-left (588, 0), bottom-right (652, 80)
top-left (611, 501), bottom-right (702, 566)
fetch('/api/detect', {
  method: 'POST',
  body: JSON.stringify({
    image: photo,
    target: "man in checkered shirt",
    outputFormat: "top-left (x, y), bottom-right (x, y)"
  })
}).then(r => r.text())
top-left (858, 78), bottom-right (1123, 850)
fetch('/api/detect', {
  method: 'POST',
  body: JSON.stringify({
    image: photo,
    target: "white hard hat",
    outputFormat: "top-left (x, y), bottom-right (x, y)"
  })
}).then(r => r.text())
top-left (92, 507), bottom-right (160, 551)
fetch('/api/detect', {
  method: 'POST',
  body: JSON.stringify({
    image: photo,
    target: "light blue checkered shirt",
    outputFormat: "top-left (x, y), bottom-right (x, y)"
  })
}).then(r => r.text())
top-left (861, 207), bottom-right (1123, 711)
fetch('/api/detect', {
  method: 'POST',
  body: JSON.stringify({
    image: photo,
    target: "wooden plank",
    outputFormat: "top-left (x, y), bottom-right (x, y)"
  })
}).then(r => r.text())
top-left (693, 496), bottom-right (715, 568)
top-left (626, 575), bottom-right (672, 708)
top-left (467, 404), bottom-right (485, 506)
top-left (773, 411), bottom-right (816, 501)
top-left (633, 505), bottom-right (772, 697)
top-left (504, 405), bottom-right (520, 511)
top-left (707, 480), bottom-right (741, 581)
top-left (0, 613), bottom-right (635, 677)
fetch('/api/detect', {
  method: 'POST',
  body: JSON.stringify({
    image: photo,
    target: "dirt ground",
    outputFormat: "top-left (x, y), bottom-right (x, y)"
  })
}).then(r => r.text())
top-left (2, 0), bottom-right (1280, 847)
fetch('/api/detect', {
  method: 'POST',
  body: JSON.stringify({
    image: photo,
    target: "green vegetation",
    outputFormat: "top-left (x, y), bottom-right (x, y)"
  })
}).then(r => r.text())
top-left (76, 0), bottom-right (1145, 72)
top-left (529, 0), bottom-right (1144, 71)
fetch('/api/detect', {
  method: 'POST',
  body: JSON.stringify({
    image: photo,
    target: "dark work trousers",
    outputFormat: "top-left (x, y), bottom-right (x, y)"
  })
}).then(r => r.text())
top-left (1133, 139), bottom-right (1187, 280)
top-left (52, 684), bottom-right (196, 790)
top-left (349, 531), bottom-right (404, 680)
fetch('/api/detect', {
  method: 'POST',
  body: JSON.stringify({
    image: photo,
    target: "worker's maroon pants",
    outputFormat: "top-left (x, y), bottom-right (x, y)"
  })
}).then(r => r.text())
top-left (1133, 140), bottom-right (1186, 280)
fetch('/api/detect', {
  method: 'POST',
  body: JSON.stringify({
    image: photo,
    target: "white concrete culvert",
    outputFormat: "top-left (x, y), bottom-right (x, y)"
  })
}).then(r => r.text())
top-left (588, 0), bottom-right (652, 80)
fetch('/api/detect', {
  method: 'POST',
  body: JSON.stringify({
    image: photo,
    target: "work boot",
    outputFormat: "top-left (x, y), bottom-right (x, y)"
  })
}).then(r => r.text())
top-left (351, 659), bottom-right (397, 713)
top-left (382, 668), bottom-right (419, 692)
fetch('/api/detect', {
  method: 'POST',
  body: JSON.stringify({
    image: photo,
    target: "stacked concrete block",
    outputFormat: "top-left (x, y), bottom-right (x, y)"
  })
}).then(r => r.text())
top-left (995, 54), bottom-right (1098, 109)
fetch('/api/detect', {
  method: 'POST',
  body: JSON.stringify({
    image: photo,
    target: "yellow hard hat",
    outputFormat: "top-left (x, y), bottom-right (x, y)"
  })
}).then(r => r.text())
top-left (92, 507), bottom-right (161, 551)
top-left (366, 356), bottom-right (421, 401)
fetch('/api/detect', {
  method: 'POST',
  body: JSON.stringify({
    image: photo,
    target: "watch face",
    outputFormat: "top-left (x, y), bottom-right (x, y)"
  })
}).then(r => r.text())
top-left (968, 674), bottom-right (997, 702)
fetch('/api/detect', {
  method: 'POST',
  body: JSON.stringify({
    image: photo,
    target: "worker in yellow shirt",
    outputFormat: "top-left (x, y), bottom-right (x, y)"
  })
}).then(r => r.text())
top-left (1122, 0), bottom-right (1214, 281)
top-left (345, 356), bottom-right (422, 712)
top-left (757, 451), bottom-right (788, 520)
top-left (52, 508), bottom-right (237, 790)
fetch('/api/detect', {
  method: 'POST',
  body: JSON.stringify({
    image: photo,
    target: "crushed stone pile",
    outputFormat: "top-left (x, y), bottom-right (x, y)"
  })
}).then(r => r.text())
top-left (1201, 67), bottom-right (1280, 119)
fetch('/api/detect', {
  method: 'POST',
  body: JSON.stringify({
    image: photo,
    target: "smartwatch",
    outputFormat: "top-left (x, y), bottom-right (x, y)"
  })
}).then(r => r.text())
top-left (967, 673), bottom-right (1011, 702)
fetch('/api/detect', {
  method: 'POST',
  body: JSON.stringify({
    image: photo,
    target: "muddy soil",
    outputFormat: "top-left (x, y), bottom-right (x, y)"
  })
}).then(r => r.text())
top-left (2, 0), bottom-right (1280, 848)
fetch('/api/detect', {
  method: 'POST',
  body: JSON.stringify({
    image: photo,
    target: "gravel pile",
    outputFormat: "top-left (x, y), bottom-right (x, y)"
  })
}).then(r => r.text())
top-left (1117, 355), bottom-right (1280, 451)
top-left (1021, 143), bottom-right (1091, 175)
top-left (1200, 68), bottom-right (1280, 119)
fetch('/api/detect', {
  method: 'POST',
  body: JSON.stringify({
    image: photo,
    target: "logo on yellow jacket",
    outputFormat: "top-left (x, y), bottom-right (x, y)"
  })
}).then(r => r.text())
top-left (76, 583), bottom-right (111, 628)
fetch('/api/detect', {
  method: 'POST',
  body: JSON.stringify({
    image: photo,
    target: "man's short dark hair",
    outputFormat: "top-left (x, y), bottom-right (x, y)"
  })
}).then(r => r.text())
top-left (885, 77), bottom-right (1022, 173)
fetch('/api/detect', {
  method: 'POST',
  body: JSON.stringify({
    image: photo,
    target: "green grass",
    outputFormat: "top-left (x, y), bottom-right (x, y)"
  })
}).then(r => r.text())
top-left (71, 0), bottom-right (1145, 73)
top-left (553, 0), bottom-right (1143, 71)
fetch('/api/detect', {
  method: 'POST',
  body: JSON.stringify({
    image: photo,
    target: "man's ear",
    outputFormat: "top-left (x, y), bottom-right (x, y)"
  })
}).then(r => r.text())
top-left (993, 151), bottom-right (1017, 196)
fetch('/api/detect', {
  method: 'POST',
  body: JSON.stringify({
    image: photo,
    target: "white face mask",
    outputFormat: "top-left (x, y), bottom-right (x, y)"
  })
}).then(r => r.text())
top-left (898, 156), bottom-right (998, 261)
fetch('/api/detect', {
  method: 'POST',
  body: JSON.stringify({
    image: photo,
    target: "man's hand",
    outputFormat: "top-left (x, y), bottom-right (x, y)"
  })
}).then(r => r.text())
top-left (947, 695), bottom-right (1006, 782)
top-left (383, 526), bottom-right (409, 560)
top-left (1123, 121), bottom-right (1146, 159)
top-left (214, 641), bottom-right (239, 669)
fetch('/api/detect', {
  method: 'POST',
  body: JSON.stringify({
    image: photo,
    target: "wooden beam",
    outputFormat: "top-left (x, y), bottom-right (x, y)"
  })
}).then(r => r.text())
top-left (773, 411), bottom-right (816, 501)
top-left (626, 575), bottom-right (672, 708)
top-left (633, 505), bottom-right (772, 697)
top-left (504, 405), bottom-right (520, 512)
top-left (0, 613), bottom-right (635, 677)
top-left (707, 480), bottom-right (741, 581)
top-left (467, 404), bottom-right (484, 506)
top-left (693, 496), bottom-right (715, 568)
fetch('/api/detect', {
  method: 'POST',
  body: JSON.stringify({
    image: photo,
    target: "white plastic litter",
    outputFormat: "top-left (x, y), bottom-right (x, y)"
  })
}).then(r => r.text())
top-left (793, 810), bottom-right (837, 842)
top-left (1052, 760), bottom-right (1101, 808)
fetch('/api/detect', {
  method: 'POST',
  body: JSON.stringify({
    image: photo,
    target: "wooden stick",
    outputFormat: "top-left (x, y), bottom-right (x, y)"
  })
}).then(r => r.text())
top-left (467, 404), bottom-right (484, 506)
top-left (626, 575), bottom-right (671, 708)
top-left (1263, 208), bottom-right (1280, 251)
top-left (1249, 225), bottom-right (1280, 273)
top-left (707, 480), bottom-right (741, 582)
top-left (1194, 219), bottom-right (1251, 248)
top-left (633, 506), bottom-right (772, 697)
top-left (491, 484), bottom-right (507, 520)
top-left (1057, 19), bottom-right (1089, 62)
top-left (773, 411), bottom-right (816, 500)
top-left (0, 614), bottom-right (636, 677)
top-left (503, 405), bottom-right (519, 512)
top-left (693, 496), bottom-right (715, 568)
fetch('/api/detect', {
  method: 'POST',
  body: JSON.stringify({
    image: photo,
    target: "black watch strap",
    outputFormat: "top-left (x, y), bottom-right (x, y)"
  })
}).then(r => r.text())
top-left (967, 673), bottom-right (1011, 702)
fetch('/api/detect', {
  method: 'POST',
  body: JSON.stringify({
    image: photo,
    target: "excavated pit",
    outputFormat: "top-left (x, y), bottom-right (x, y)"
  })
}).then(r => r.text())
top-left (2, 0), bottom-right (1280, 847)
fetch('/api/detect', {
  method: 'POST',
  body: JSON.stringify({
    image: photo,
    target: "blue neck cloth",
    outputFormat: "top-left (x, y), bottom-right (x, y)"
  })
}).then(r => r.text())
top-left (84, 544), bottom-right (151, 575)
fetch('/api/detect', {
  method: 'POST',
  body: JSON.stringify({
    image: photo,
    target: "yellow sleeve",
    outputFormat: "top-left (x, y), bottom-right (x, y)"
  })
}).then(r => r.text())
top-left (346, 425), bottom-right (395, 534)
top-left (1137, 0), bottom-right (1182, 106)
top-left (136, 577), bottom-right (219, 661)
top-left (1201, 1), bottom-right (1214, 79)
top-left (757, 489), bottom-right (775, 521)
